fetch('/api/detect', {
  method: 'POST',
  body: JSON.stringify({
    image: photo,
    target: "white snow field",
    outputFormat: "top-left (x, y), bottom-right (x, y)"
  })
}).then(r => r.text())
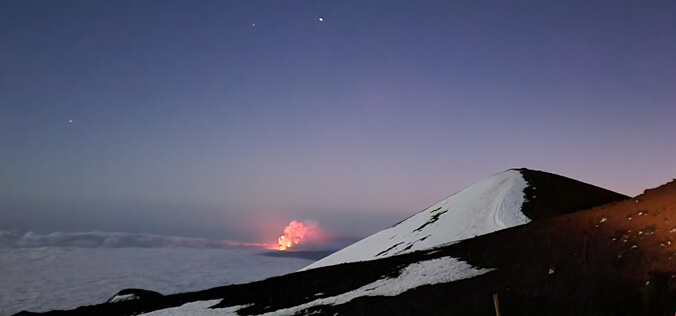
top-left (140, 256), bottom-right (491, 316)
top-left (139, 300), bottom-right (245, 316)
top-left (303, 169), bottom-right (529, 270)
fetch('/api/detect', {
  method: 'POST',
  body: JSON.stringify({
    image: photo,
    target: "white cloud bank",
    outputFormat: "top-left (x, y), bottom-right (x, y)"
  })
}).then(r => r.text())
top-left (0, 230), bottom-right (267, 249)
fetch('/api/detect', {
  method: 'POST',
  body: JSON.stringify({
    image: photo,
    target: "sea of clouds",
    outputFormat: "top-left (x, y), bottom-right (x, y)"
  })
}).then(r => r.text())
top-left (0, 231), bottom-right (315, 315)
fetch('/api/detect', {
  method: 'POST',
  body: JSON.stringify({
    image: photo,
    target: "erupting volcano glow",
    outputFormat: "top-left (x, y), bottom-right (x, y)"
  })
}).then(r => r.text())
top-left (277, 220), bottom-right (312, 251)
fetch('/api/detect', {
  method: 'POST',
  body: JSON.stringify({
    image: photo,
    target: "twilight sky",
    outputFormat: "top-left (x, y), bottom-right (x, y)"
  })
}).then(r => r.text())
top-left (2, 1), bottom-right (675, 245)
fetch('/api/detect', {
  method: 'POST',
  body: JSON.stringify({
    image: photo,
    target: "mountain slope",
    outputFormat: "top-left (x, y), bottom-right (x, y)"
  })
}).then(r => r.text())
top-left (19, 177), bottom-right (675, 316)
top-left (303, 178), bottom-right (676, 315)
top-left (304, 168), bottom-right (627, 270)
top-left (14, 168), bottom-right (636, 316)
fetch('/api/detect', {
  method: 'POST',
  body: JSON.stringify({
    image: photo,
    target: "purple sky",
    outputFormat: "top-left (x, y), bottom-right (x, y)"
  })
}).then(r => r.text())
top-left (2, 1), bottom-right (675, 245)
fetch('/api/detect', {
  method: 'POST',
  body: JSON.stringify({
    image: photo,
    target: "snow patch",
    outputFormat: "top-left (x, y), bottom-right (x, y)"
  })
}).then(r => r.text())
top-left (146, 257), bottom-right (491, 316)
top-left (262, 256), bottom-right (492, 315)
top-left (139, 300), bottom-right (247, 316)
top-left (107, 293), bottom-right (139, 303)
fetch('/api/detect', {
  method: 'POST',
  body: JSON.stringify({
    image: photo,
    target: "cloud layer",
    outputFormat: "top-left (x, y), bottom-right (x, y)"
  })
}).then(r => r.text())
top-left (0, 230), bottom-right (266, 249)
top-left (0, 246), bottom-right (313, 315)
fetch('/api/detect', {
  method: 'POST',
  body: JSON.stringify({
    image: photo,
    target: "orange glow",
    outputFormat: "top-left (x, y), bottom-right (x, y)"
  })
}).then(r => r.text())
top-left (277, 220), bottom-right (310, 251)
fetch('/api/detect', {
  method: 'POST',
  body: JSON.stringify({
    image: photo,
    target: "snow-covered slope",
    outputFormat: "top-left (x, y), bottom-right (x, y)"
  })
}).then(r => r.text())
top-left (303, 169), bottom-right (530, 270)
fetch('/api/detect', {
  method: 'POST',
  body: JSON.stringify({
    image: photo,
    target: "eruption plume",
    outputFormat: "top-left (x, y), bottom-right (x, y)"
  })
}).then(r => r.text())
top-left (277, 220), bottom-right (316, 251)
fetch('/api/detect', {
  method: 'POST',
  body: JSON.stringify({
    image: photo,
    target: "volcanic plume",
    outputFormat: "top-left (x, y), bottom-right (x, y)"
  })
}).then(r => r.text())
top-left (277, 220), bottom-right (317, 251)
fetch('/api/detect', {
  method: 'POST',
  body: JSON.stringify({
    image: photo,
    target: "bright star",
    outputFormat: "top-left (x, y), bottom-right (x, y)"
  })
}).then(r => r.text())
top-left (318, 17), bottom-right (323, 22)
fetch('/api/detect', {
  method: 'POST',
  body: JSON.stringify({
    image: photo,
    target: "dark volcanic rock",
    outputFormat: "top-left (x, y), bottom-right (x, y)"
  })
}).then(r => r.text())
top-left (518, 168), bottom-right (628, 220)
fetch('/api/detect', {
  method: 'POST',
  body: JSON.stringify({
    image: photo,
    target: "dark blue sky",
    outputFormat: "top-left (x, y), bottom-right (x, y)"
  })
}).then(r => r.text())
top-left (2, 1), bottom-right (675, 244)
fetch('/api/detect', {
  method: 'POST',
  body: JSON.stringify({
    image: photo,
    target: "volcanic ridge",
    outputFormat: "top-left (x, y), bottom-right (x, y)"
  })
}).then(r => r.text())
top-left (17, 168), bottom-right (676, 316)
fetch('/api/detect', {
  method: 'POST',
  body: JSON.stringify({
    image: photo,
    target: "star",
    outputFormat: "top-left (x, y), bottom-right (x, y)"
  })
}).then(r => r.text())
top-left (69, 119), bottom-right (73, 123)
top-left (318, 17), bottom-right (323, 22)
top-left (252, 23), bottom-right (256, 27)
